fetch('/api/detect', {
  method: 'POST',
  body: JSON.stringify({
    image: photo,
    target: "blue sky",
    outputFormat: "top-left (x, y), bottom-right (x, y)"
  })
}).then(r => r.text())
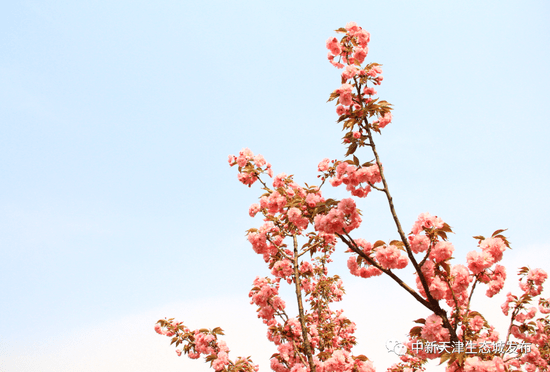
top-left (1, 1), bottom-right (549, 371)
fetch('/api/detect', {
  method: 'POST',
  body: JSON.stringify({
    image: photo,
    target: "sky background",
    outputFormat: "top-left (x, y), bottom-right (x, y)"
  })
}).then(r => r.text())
top-left (1, 1), bottom-right (549, 371)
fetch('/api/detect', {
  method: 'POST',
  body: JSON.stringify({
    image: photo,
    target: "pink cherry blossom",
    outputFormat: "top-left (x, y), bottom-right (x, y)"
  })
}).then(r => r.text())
top-left (318, 158), bottom-right (330, 172)
top-left (466, 250), bottom-right (494, 275)
top-left (353, 47), bottom-right (368, 64)
top-left (429, 241), bottom-right (454, 262)
top-left (160, 23), bottom-right (550, 372)
top-left (248, 203), bottom-right (260, 217)
top-left (363, 87), bottom-right (377, 96)
top-left (336, 83), bottom-right (353, 106)
top-left (375, 244), bottom-right (408, 270)
top-left (341, 65), bottom-right (358, 81)
top-left (408, 234), bottom-right (430, 254)
top-left (326, 37), bottom-right (342, 56)
top-left (528, 268), bottom-right (548, 286)
top-left (421, 314), bottom-right (450, 342)
top-left (378, 112), bottom-right (393, 128)
top-left (479, 237), bottom-right (506, 263)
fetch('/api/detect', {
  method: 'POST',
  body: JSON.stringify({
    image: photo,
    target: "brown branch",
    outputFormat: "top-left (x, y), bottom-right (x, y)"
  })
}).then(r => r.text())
top-left (467, 276), bottom-right (479, 311)
top-left (337, 232), bottom-right (431, 309)
top-left (367, 181), bottom-right (384, 192)
top-left (292, 235), bottom-right (316, 372)
top-left (356, 111), bottom-right (458, 342)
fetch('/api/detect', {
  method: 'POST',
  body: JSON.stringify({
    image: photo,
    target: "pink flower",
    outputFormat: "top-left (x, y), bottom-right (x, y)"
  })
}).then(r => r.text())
top-left (218, 340), bottom-right (229, 353)
top-left (336, 105), bottom-right (346, 115)
top-left (154, 324), bottom-right (164, 335)
top-left (501, 292), bottom-right (515, 316)
top-left (318, 158), bottom-right (330, 172)
top-left (451, 264), bottom-right (472, 292)
top-left (249, 203), bottom-right (260, 217)
top-left (338, 198), bottom-right (356, 214)
top-left (486, 264), bottom-right (506, 297)
top-left (356, 30), bottom-right (371, 47)
top-left (411, 212), bottom-right (444, 234)
top-left (429, 241), bottom-right (454, 262)
top-left (212, 351), bottom-right (229, 371)
top-left (324, 349), bottom-right (352, 372)
top-left (175, 349), bottom-right (182, 356)
top-left (363, 87), bottom-right (377, 96)
top-left (287, 207), bottom-right (301, 220)
top-left (237, 172), bottom-right (258, 187)
top-left (467, 250), bottom-right (494, 275)
top-left (375, 245), bottom-right (408, 270)
top-left (326, 37), bottom-right (342, 56)
top-left (353, 47), bottom-right (368, 64)
top-left (361, 266), bottom-right (382, 278)
top-left (345, 21), bottom-right (360, 33)
top-left (408, 234), bottom-right (430, 254)
top-left (305, 192), bottom-right (323, 207)
top-left (528, 268), bottom-right (548, 286)
top-left (329, 177), bottom-right (343, 187)
top-left (479, 237), bottom-right (506, 263)
top-left (337, 83), bottom-right (353, 107)
top-left (347, 256), bottom-right (360, 276)
top-left (271, 259), bottom-right (293, 278)
top-left (341, 65), bottom-right (358, 81)
top-left (428, 276), bottom-right (448, 300)
top-left (463, 357), bottom-right (483, 372)
top-left (421, 314), bottom-right (450, 342)
top-left (469, 315), bottom-right (484, 332)
top-left (287, 207), bottom-right (308, 230)
top-left (237, 156), bottom-right (247, 167)
top-left (253, 154), bottom-right (266, 167)
top-left (355, 359), bottom-right (375, 372)
top-left (378, 112), bottom-right (393, 128)
top-left (328, 53), bottom-right (345, 69)
top-left (367, 65), bottom-right (382, 77)
top-left (273, 173), bottom-right (287, 188)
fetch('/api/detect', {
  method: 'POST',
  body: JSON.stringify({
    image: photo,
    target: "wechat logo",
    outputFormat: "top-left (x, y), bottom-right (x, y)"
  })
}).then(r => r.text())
top-left (385, 339), bottom-right (406, 356)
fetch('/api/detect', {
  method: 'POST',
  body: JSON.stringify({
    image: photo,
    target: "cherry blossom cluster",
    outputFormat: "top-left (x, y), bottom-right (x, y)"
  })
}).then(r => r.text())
top-left (227, 146), bottom-right (377, 372)
top-left (390, 267), bottom-right (550, 371)
top-left (342, 206), bottom-right (549, 372)
top-left (260, 246), bottom-right (376, 372)
top-left (154, 318), bottom-right (258, 372)
top-left (321, 159), bottom-right (382, 198)
top-left (156, 22), bottom-right (549, 372)
top-left (498, 268), bottom-right (550, 370)
top-left (249, 276), bottom-right (286, 322)
top-left (326, 21), bottom-right (393, 152)
top-left (346, 238), bottom-right (408, 277)
top-left (228, 147), bottom-right (273, 187)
